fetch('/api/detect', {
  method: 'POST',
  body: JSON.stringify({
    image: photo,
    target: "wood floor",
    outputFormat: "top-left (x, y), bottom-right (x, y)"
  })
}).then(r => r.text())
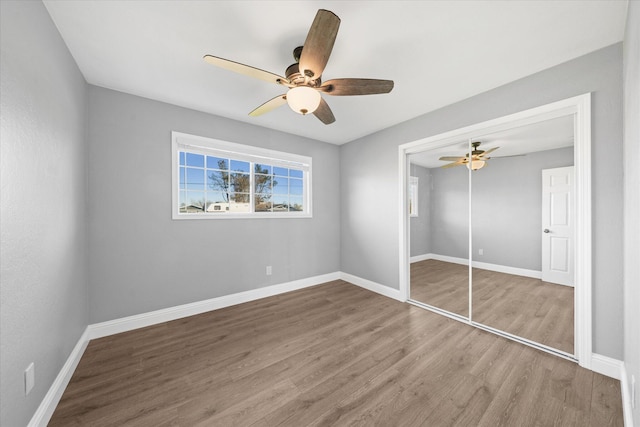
top-left (49, 281), bottom-right (622, 426)
top-left (411, 259), bottom-right (574, 354)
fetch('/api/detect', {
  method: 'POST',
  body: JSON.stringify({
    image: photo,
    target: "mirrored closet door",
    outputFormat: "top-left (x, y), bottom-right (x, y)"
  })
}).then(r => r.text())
top-left (408, 140), bottom-right (469, 319)
top-left (470, 117), bottom-right (575, 355)
top-left (408, 114), bottom-right (576, 357)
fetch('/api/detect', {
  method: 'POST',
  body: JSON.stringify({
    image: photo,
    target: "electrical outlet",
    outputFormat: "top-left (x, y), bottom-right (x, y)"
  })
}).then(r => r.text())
top-left (266, 266), bottom-right (272, 276)
top-left (478, 249), bottom-right (484, 256)
top-left (25, 362), bottom-right (34, 395)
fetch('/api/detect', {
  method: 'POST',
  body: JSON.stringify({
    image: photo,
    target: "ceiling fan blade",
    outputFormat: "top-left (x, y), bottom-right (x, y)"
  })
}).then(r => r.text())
top-left (320, 78), bottom-right (394, 96)
top-left (313, 97), bottom-right (336, 124)
top-left (248, 94), bottom-right (288, 117)
top-left (439, 156), bottom-right (465, 161)
top-left (441, 161), bottom-right (465, 168)
top-left (203, 55), bottom-right (289, 85)
top-left (478, 146), bottom-right (499, 157)
top-left (299, 9), bottom-right (340, 79)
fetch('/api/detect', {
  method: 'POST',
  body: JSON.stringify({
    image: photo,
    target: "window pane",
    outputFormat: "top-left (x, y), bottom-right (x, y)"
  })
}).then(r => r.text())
top-left (272, 177), bottom-right (288, 195)
top-left (206, 191), bottom-right (228, 204)
top-left (255, 193), bottom-right (272, 204)
top-left (187, 168), bottom-right (205, 191)
top-left (186, 152), bottom-right (204, 167)
top-left (273, 166), bottom-right (288, 177)
top-left (179, 166), bottom-right (185, 189)
top-left (229, 193), bottom-right (250, 212)
top-left (179, 152), bottom-right (185, 166)
top-left (179, 190), bottom-right (187, 212)
top-left (290, 169), bottom-right (303, 178)
top-left (230, 159), bottom-right (250, 172)
top-left (254, 173), bottom-right (274, 194)
top-left (207, 156), bottom-right (228, 170)
top-left (255, 198), bottom-right (272, 212)
top-left (272, 194), bottom-right (289, 212)
top-left (231, 172), bottom-right (250, 193)
top-left (185, 191), bottom-right (205, 213)
top-left (230, 192), bottom-right (249, 203)
top-left (255, 164), bottom-right (272, 175)
top-left (289, 196), bottom-right (303, 211)
top-left (207, 170), bottom-right (229, 192)
top-left (206, 193), bottom-right (229, 213)
top-left (290, 178), bottom-right (303, 195)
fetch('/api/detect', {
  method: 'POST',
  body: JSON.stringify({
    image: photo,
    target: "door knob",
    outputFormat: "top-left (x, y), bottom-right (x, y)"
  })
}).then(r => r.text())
top-left (543, 229), bottom-right (550, 233)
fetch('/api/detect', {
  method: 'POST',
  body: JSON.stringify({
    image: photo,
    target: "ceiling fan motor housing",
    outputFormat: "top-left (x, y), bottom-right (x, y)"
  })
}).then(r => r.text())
top-left (285, 47), bottom-right (321, 87)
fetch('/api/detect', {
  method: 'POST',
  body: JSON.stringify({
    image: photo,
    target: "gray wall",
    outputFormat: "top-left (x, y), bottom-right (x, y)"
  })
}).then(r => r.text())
top-left (341, 44), bottom-right (624, 359)
top-left (87, 86), bottom-right (340, 323)
top-left (430, 164), bottom-right (469, 260)
top-left (0, 2), bottom-right (89, 426)
top-left (409, 163), bottom-right (432, 257)
top-left (623, 1), bottom-right (640, 423)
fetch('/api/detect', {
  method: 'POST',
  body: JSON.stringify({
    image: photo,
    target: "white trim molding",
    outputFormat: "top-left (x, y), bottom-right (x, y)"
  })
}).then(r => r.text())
top-left (590, 354), bottom-right (634, 426)
top-left (591, 353), bottom-right (624, 380)
top-left (27, 328), bottom-right (90, 427)
top-left (398, 93), bottom-right (592, 366)
top-left (620, 364), bottom-right (635, 427)
top-left (340, 272), bottom-right (404, 302)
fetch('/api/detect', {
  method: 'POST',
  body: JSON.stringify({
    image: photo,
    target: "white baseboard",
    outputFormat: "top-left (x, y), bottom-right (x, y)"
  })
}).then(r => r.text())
top-left (412, 253), bottom-right (542, 280)
top-left (410, 253), bottom-right (431, 263)
top-left (27, 327), bottom-right (90, 427)
top-left (339, 272), bottom-right (404, 302)
top-left (620, 364), bottom-right (635, 427)
top-left (591, 353), bottom-right (623, 380)
top-left (591, 356), bottom-right (635, 427)
top-left (88, 272), bottom-right (341, 339)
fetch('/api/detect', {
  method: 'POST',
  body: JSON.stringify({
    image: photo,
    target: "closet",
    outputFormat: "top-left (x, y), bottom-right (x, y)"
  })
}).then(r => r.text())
top-left (399, 95), bottom-right (592, 361)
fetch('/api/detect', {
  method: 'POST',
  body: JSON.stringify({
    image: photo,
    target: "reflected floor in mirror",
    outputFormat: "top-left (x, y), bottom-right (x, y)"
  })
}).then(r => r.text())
top-left (410, 259), bottom-right (469, 317)
top-left (410, 259), bottom-right (573, 354)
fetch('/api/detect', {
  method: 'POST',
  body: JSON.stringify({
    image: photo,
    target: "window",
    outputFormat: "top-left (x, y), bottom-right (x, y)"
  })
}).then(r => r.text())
top-left (409, 176), bottom-right (418, 217)
top-left (172, 132), bottom-right (312, 219)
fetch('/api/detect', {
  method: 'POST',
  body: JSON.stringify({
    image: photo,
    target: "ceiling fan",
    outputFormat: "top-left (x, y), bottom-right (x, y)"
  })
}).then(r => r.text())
top-left (203, 9), bottom-right (394, 125)
top-left (439, 142), bottom-right (500, 171)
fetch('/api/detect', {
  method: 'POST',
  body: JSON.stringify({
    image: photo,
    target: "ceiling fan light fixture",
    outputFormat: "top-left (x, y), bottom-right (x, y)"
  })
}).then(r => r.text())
top-left (466, 159), bottom-right (486, 171)
top-left (286, 86), bottom-right (321, 115)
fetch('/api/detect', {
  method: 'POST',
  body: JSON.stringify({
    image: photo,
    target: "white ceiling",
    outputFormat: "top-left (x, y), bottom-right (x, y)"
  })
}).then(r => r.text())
top-left (42, 1), bottom-right (627, 145)
top-left (409, 114), bottom-right (574, 168)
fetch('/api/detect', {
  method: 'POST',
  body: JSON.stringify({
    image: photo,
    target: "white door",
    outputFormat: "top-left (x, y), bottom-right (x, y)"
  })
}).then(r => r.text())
top-left (541, 166), bottom-right (574, 286)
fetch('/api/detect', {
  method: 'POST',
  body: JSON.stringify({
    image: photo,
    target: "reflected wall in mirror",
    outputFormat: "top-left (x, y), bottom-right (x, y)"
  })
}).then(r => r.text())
top-left (409, 142), bottom-right (469, 318)
top-left (469, 116), bottom-right (575, 354)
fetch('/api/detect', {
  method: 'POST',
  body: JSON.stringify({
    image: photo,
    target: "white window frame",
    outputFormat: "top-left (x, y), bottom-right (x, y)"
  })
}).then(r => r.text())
top-left (172, 131), bottom-right (312, 219)
top-left (409, 176), bottom-right (419, 217)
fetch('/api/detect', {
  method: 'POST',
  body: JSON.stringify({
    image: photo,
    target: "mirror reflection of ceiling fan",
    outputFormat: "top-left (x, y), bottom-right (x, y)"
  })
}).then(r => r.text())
top-left (203, 9), bottom-right (394, 125)
top-left (439, 142), bottom-right (524, 171)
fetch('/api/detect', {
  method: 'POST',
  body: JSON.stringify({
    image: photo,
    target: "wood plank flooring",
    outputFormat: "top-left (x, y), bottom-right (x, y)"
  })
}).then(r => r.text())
top-left (49, 280), bottom-right (621, 426)
top-left (410, 259), bottom-right (469, 317)
top-left (411, 259), bottom-right (574, 354)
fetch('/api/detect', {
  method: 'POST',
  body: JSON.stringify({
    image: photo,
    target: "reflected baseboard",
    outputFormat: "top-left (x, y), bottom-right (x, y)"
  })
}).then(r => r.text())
top-left (411, 253), bottom-right (542, 280)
